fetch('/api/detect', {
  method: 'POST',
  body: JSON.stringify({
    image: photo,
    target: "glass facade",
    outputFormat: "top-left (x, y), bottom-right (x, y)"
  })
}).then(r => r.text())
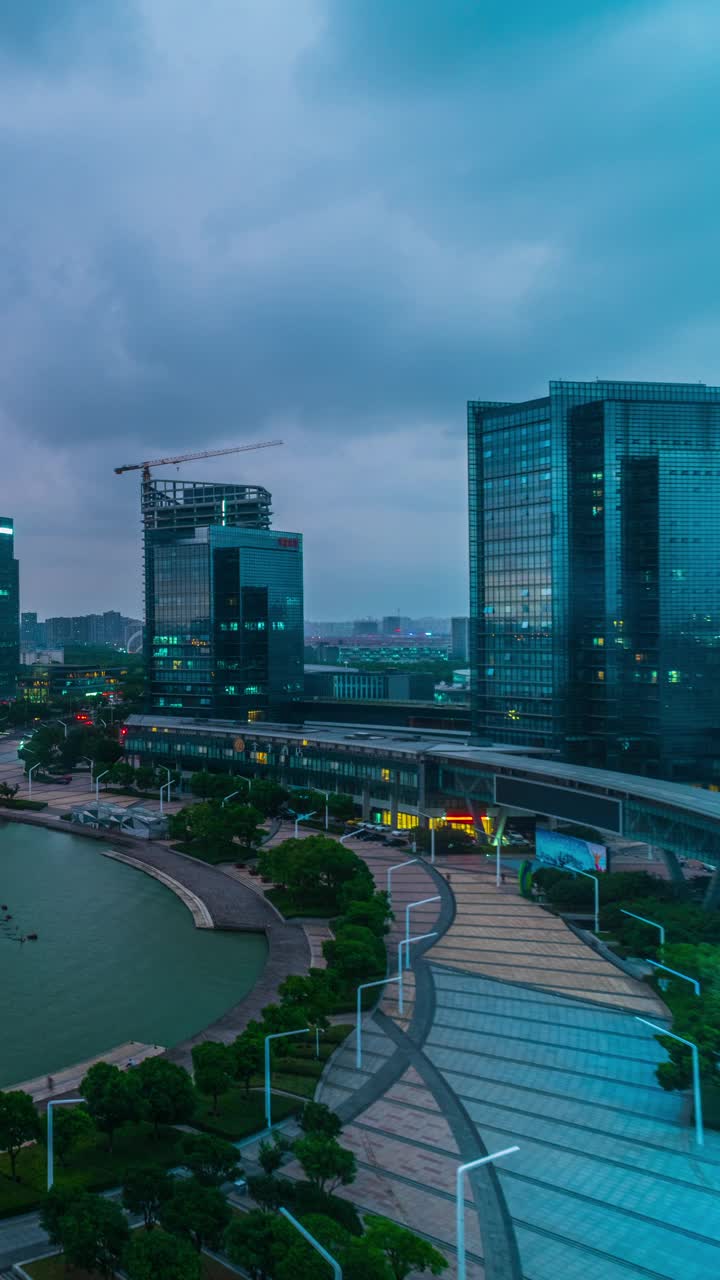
top-left (469, 381), bottom-right (720, 783)
top-left (145, 485), bottom-right (303, 721)
top-left (0, 517), bottom-right (19, 701)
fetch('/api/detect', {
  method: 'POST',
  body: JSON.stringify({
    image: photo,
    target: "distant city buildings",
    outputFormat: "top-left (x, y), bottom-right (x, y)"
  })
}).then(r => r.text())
top-left (305, 635), bottom-right (451, 666)
top-left (144, 478), bottom-right (303, 720)
top-left (44, 612), bottom-right (142, 651)
top-left (451, 616), bottom-right (470, 662)
top-left (0, 517), bottom-right (19, 700)
top-left (469, 379), bottom-right (720, 783)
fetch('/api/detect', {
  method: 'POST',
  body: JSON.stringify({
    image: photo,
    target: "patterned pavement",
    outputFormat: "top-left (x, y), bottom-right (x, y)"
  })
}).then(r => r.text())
top-left (311, 843), bottom-right (720, 1280)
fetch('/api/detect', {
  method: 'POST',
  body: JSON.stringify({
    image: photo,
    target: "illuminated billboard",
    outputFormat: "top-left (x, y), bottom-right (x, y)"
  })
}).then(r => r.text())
top-left (535, 827), bottom-right (607, 873)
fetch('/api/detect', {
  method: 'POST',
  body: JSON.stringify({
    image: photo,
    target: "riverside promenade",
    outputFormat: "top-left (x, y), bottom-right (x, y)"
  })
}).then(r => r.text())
top-left (240, 840), bottom-right (720, 1280)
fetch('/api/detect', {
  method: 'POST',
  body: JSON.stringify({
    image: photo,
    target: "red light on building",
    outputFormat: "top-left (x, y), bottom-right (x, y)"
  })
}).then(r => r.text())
top-left (445, 813), bottom-right (474, 824)
top-left (120, 727), bottom-right (128, 736)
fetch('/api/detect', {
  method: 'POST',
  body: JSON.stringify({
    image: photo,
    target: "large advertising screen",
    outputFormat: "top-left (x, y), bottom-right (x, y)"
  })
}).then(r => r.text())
top-left (535, 827), bottom-right (607, 873)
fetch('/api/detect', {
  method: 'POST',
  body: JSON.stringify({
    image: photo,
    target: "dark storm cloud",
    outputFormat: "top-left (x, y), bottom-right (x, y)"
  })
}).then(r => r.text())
top-left (0, 0), bottom-right (719, 617)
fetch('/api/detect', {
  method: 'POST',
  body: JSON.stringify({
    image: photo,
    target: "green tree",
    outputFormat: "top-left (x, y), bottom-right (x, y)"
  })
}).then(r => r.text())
top-left (135, 764), bottom-right (158, 791)
top-left (327, 793), bottom-right (356, 823)
top-left (246, 1174), bottom-right (295, 1213)
top-left (159, 1177), bottom-right (231, 1252)
top-left (19, 724), bottom-right (62, 770)
top-left (339, 891), bottom-right (393, 937)
top-left (0, 1089), bottom-right (41, 1181)
top-left (278, 972), bottom-right (332, 1027)
top-left (257, 1135), bottom-right (289, 1177)
top-left (124, 1227), bottom-right (202, 1280)
top-left (192, 1041), bottom-right (234, 1114)
top-left (122, 1166), bottom-right (174, 1229)
top-left (245, 779), bottom-right (289, 817)
top-left (272, 1214), bottom-right (390, 1280)
top-left (40, 1186), bottom-right (83, 1246)
top-left (232, 1029), bottom-right (263, 1095)
top-left (107, 760), bottom-right (135, 788)
top-left (224, 1209), bottom-right (277, 1279)
top-left (364, 1216), bottom-right (449, 1279)
top-left (322, 923), bottom-right (386, 988)
top-left (80, 1061), bottom-right (139, 1151)
top-left (411, 825), bottom-right (475, 857)
top-left (55, 1191), bottom-right (130, 1278)
top-left (135, 1057), bottom-right (196, 1135)
top-left (293, 1133), bottom-right (357, 1194)
top-left (180, 1132), bottom-right (241, 1186)
top-left (190, 771), bottom-right (217, 798)
top-left (299, 1101), bottom-right (342, 1139)
top-left (41, 1104), bottom-right (94, 1167)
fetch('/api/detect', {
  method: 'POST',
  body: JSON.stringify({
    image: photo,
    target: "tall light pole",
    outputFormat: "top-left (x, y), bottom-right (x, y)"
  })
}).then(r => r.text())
top-left (554, 864), bottom-right (600, 933)
top-left (404, 898), bottom-right (440, 967)
top-left (396, 933), bottom-right (437, 1010)
top-left (264, 1028), bottom-right (309, 1129)
top-left (238, 774), bottom-right (253, 793)
top-left (355, 975), bottom-right (403, 1069)
top-left (645, 959), bottom-right (700, 996)
top-left (222, 790), bottom-right (241, 807)
top-left (621, 908), bottom-right (665, 950)
top-left (414, 808), bottom-right (440, 863)
top-left (55, 720), bottom-right (68, 739)
top-left (27, 761), bottom-right (41, 798)
top-left (95, 769), bottom-right (110, 806)
top-left (294, 810), bottom-right (317, 839)
top-left (278, 1208), bottom-right (342, 1279)
top-left (637, 1018), bottom-right (703, 1146)
top-left (155, 766), bottom-right (172, 815)
top-left (456, 1148), bottom-right (519, 1280)
top-left (494, 811), bottom-right (508, 888)
top-left (386, 858), bottom-right (419, 904)
top-left (47, 1098), bottom-right (84, 1189)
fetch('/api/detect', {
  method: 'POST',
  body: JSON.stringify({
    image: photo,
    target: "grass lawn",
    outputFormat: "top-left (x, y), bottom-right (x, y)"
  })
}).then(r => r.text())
top-left (194, 1088), bottom-right (301, 1139)
top-left (0, 1122), bottom-right (181, 1219)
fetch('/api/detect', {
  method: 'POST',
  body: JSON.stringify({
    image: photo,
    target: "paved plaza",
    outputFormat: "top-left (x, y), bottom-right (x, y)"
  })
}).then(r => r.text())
top-left (309, 842), bottom-right (720, 1280)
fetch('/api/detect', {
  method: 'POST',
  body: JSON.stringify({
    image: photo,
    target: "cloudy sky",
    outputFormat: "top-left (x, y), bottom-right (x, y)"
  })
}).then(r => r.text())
top-left (1, 0), bottom-right (719, 621)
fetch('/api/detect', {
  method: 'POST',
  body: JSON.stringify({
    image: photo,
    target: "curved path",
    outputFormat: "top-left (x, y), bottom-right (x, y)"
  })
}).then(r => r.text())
top-left (305, 843), bottom-right (720, 1280)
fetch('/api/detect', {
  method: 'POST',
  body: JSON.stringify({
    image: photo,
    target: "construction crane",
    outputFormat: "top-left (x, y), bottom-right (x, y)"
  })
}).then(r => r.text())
top-left (115, 440), bottom-right (283, 483)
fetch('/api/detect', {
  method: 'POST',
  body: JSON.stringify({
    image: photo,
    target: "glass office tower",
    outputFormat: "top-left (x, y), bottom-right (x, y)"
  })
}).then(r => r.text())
top-left (0, 518), bottom-right (20, 701)
top-left (469, 381), bottom-right (720, 783)
top-left (144, 481), bottom-right (303, 721)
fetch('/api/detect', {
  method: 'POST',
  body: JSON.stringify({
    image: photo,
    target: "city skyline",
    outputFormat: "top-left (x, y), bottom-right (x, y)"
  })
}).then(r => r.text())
top-left (2, 1), bottom-right (719, 617)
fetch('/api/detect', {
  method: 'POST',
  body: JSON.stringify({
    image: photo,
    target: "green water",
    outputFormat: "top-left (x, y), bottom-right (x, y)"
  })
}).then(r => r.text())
top-left (0, 822), bottom-right (268, 1088)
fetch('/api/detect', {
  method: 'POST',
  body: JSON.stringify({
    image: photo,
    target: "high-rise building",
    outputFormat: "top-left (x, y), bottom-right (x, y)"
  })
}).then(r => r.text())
top-left (21, 611), bottom-right (46, 650)
top-left (144, 479), bottom-right (303, 720)
top-left (0, 518), bottom-right (19, 700)
top-left (469, 379), bottom-right (720, 782)
top-left (450, 616), bottom-right (470, 662)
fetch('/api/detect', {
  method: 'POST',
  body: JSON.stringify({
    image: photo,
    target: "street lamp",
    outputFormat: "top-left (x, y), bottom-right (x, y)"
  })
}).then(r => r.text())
top-left (339, 829), bottom-right (359, 845)
top-left (55, 720), bottom-right (68, 739)
top-left (414, 808), bottom-right (441, 863)
top-left (47, 1098), bottom-right (84, 1189)
top-left (294, 810), bottom-right (317, 839)
top-left (386, 858), bottom-right (419, 904)
top-left (396, 933), bottom-right (437, 1011)
top-left (278, 1208), bottom-right (342, 1279)
top-left (637, 1018), bottom-right (703, 1146)
top-left (264, 1028), bottom-right (309, 1128)
top-left (456, 1148), bottom-right (519, 1280)
top-left (493, 811), bottom-right (508, 888)
top-left (621, 908), bottom-right (665, 949)
top-left (27, 761), bottom-right (41, 798)
top-left (355, 975), bottom-right (403, 1069)
top-left (95, 769), bottom-right (110, 806)
top-left (238, 774), bottom-right (253, 793)
top-left (404, 897), bottom-right (440, 967)
top-left (555, 864), bottom-right (599, 933)
top-left (645, 959), bottom-right (700, 997)
top-left (158, 767), bottom-right (172, 815)
top-left (222, 790), bottom-right (241, 807)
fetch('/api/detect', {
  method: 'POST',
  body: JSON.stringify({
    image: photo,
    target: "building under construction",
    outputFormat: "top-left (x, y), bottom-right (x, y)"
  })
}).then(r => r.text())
top-left (142, 476), bottom-right (303, 723)
top-left (142, 478), bottom-right (272, 533)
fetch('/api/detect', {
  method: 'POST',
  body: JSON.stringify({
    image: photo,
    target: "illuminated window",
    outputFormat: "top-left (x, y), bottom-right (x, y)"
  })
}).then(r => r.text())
top-left (381, 768), bottom-right (391, 781)
top-left (224, 685), bottom-right (237, 694)
top-left (668, 670), bottom-right (681, 683)
top-left (596, 670), bottom-right (605, 680)
top-left (248, 710), bottom-right (263, 722)
top-left (172, 660), bottom-right (182, 670)
top-left (592, 637), bottom-right (604, 647)
top-left (507, 708), bottom-right (520, 721)
top-left (256, 751), bottom-right (268, 764)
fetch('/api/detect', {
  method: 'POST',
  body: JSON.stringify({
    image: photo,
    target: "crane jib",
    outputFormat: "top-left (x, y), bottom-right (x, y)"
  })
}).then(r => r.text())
top-left (114, 440), bottom-right (283, 475)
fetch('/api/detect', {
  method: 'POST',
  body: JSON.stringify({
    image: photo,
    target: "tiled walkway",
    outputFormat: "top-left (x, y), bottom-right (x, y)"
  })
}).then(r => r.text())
top-left (310, 844), bottom-right (720, 1280)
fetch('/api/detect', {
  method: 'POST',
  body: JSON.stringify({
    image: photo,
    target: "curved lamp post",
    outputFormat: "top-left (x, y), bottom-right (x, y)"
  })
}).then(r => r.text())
top-left (456, 1147), bottom-right (519, 1280)
top-left (279, 1207), bottom-right (342, 1278)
